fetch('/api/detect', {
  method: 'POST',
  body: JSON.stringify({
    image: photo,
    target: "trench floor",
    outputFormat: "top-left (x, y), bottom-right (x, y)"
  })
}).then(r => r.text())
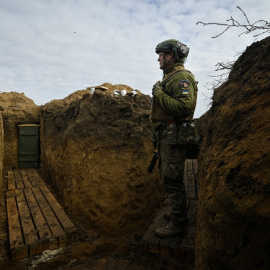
top-left (142, 159), bottom-right (198, 262)
top-left (6, 168), bottom-right (78, 261)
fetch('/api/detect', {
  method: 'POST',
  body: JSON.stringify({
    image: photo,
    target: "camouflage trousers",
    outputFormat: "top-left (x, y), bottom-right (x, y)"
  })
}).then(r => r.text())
top-left (158, 137), bottom-right (187, 224)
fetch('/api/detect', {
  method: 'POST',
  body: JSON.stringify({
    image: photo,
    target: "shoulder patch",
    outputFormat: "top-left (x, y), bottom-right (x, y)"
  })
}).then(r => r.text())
top-left (179, 80), bottom-right (190, 95)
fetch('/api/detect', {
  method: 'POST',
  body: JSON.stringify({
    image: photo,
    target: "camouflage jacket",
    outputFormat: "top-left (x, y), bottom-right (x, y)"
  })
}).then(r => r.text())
top-left (150, 63), bottom-right (197, 131)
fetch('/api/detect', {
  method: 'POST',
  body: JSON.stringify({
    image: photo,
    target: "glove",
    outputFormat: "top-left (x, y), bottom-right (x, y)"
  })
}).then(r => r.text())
top-left (152, 81), bottom-right (163, 97)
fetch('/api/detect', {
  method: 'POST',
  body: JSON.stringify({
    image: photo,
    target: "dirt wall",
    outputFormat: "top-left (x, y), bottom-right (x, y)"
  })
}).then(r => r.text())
top-left (195, 37), bottom-right (270, 270)
top-left (40, 88), bottom-right (164, 247)
top-left (0, 111), bottom-right (3, 184)
top-left (0, 92), bottom-right (39, 169)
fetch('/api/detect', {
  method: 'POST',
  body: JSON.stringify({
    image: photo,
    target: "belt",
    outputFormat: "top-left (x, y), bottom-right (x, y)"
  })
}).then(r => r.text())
top-left (154, 121), bottom-right (189, 141)
top-left (159, 120), bottom-right (190, 128)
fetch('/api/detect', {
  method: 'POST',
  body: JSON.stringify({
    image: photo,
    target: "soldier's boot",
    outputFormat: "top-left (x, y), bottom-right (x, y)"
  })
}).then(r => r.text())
top-left (155, 221), bottom-right (187, 238)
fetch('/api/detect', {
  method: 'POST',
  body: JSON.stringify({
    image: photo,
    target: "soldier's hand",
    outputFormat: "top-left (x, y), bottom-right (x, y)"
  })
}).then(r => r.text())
top-left (152, 81), bottom-right (163, 97)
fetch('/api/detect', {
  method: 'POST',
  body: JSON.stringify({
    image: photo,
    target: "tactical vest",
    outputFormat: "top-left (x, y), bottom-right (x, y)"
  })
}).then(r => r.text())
top-left (150, 65), bottom-right (197, 126)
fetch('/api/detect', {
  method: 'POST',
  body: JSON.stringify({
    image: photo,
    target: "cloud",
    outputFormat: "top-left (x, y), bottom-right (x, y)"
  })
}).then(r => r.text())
top-left (0, 0), bottom-right (270, 117)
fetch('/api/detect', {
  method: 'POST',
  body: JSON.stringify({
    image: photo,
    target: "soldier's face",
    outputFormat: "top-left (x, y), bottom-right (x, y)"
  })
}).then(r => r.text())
top-left (158, 52), bottom-right (174, 70)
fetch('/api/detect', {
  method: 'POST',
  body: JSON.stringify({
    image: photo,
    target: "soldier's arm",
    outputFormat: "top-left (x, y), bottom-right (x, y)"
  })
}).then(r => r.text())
top-left (154, 77), bottom-right (195, 119)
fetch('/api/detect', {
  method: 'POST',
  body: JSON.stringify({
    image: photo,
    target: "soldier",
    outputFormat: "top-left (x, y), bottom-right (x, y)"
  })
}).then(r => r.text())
top-left (150, 39), bottom-right (198, 237)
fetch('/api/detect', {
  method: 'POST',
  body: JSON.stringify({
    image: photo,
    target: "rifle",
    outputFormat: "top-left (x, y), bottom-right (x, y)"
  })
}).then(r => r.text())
top-left (147, 150), bottom-right (158, 173)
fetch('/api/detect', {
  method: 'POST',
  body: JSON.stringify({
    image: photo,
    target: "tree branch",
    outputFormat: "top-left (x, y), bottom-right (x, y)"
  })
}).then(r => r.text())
top-left (196, 6), bottom-right (270, 38)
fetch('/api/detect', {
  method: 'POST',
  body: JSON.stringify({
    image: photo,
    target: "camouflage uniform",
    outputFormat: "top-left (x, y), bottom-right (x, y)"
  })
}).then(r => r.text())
top-left (151, 62), bottom-right (197, 227)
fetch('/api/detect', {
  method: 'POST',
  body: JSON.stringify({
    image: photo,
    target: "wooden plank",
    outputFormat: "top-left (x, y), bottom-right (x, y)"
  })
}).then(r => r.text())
top-left (186, 159), bottom-right (194, 175)
top-left (13, 170), bottom-right (24, 189)
top-left (25, 169), bottom-right (77, 246)
top-left (24, 188), bottom-right (53, 241)
top-left (39, 185), bottom-right (77, 241)
top-left (28, 240), bottom-right (43, 257)
top-left (6, 169), bottom-right (79, 259)
top-left (186, 175), bottom-right (196, 200)
top-left (6, 190), bottom-right (28, 260)
top-left (31, 187), bottom-right (65, 239)
top-left (184, 160), bottom-right (188, 174)
top-left (15, 189), bottom-right (41, 256)
top-left (180, 200), bottom-right (197, 251)
top-left (20, 170), bottom-right (32, 188)
top-left (6, 191), bottom-right (25, 248)
top-left (192, 159), bottom-right (198, 174)
top-left (48, 237), bottom-right (58, 251)
top-left (187, 200), bottom-right (198, 225)
top-left (25, 169), bottom-right (44, 187)
top-left (8, 171), bottom-right (16, 191)
top-left (58, 234), bottom-right (68, 248)
top-left (185, 160), bottom-right (198, 200)
top-left (11, 245), bottom-right (28, 261)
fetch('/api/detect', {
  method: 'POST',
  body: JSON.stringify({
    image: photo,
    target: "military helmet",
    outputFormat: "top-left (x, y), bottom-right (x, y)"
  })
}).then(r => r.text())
top-left (155, 39), bottom-right (189, 62)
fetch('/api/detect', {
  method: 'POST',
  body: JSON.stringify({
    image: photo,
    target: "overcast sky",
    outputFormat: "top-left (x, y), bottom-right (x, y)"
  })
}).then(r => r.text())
top-left (1, 0), bottom-right (269, 117)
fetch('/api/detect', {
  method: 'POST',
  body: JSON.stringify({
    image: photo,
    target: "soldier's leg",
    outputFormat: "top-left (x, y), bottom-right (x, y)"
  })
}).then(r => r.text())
top-left (160, 139), bottom-right (187, 222)
top-left (155, 138), bottom-right (187, 237)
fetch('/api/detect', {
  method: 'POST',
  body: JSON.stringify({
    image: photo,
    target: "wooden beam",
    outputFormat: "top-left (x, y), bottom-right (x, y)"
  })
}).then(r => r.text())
top-left (13, 170), bottom-right (24, 189)
top-left (39, 185), bottom-right (77, 242)
top-left (20, 170), bottom-right (32, 189)
top-left (8, 171), bottom-right (16, 191)
top-left (6, 190), bottom-right (28, 260)
top-left (15, 189), bottom-right (42, 256)
top-left (6, 169), bottom-right (78, 259)
top-left (31, 187), bottom-right (65, 239)
top-left (24, 188), bottom-right (52, 241)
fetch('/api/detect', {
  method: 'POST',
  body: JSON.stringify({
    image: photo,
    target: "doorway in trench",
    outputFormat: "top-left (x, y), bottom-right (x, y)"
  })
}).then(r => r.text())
top-left (17, 124), bottom-right (40, 168)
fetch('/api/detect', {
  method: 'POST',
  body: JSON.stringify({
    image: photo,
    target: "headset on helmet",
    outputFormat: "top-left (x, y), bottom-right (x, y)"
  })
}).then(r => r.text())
top-left (155, 39), bottom-right (189, 62)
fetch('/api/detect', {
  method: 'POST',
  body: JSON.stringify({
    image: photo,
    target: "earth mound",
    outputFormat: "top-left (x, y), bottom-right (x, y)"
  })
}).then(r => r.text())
top-left (0, 91), bottom-right (37, 110)
top-left (40, 85), bottom-right (164, 252)
top-left (0, 92), bottom-right (39, 168)
top-left (195, 36), bottom-right (270, 269)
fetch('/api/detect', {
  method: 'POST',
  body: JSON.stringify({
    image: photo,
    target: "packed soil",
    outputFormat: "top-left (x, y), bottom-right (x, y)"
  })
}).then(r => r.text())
top-left (195, 36), bottom-right (270, 269)
top-left (39, 84), bottom-right (162, 240)
top-left (0, 92), bottom-right (40, 168)
top-left (0, 85), bottom-right (193, 269)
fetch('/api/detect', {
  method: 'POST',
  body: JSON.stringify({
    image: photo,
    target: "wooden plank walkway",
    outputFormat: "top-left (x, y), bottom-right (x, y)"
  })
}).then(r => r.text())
top-left (6, 169), bottom-right (78, 261)
top-left (142, 159), bottom-right (199, 261)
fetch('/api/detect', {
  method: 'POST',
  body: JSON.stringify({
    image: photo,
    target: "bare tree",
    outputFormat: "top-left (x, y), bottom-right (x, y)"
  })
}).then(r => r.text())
top-left (197, 6), bottom-right (270, 38)
top-left (197, 6), bottom-right (270, 93)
